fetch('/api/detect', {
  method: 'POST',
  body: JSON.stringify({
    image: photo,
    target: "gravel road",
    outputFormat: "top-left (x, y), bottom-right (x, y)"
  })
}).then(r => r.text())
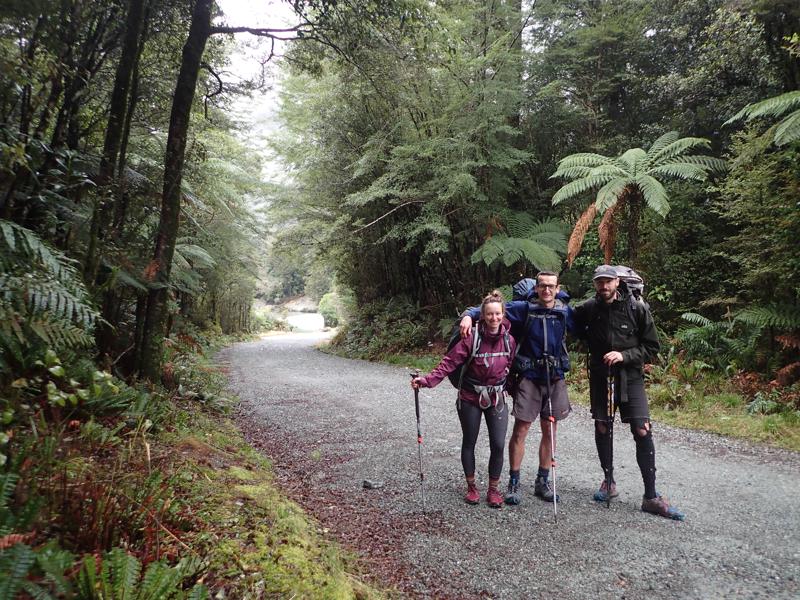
top-left (221, 332), bottom-right (800, 599)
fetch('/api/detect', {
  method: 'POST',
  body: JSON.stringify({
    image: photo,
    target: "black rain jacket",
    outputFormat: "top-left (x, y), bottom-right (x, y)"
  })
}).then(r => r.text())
top-left (573, 290), bottom-right (660, 373)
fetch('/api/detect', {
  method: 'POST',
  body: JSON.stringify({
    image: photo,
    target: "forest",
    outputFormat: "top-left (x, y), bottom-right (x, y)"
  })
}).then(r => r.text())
top-left (0, 0), bottom-right (798, 596)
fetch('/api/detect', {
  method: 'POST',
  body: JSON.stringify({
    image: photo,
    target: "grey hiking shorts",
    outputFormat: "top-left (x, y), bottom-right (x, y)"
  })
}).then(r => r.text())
top-left (512, 377), bottom-right (571, 423)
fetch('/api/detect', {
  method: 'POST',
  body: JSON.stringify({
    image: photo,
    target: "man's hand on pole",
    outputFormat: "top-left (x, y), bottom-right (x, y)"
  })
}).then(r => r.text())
top-left (460, 315), bottom-right (473, 338)
top-left (603, 351), bottom-right (624, 366)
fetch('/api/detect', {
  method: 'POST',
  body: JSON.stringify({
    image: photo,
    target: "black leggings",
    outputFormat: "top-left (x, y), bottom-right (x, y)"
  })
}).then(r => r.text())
top-left (457, 399), bottom-right (508, 479)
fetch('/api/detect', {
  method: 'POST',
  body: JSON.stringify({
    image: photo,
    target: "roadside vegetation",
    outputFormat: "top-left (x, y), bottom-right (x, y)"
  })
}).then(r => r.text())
top-left (1, 329), bottom-right (386, 598)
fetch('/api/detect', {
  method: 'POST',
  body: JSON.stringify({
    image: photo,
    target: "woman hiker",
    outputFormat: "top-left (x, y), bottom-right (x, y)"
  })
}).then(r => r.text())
top-left (411, 291), bottom-right (516, 508)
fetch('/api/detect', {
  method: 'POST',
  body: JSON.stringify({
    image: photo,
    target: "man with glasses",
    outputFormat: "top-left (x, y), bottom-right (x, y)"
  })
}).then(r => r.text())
top-left (460, 271), bottom-right (574, 505)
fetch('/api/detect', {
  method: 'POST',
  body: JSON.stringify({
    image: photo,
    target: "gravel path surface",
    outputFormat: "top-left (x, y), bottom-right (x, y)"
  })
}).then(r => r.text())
top-left (221, 332), bottom-right (800, 599)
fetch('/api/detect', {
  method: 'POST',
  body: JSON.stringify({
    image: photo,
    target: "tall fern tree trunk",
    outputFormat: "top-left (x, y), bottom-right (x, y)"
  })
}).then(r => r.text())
top-left (137, 0), bottom-right (213, 381)
top-left (626, 190), bottom-right (643, 269)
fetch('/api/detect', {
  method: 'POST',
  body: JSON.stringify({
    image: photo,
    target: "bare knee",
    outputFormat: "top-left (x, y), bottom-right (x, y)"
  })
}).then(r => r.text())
top-left (513, 420), bottom-right (532, 438)
top-left (631, 420), bottom-right (651, 438)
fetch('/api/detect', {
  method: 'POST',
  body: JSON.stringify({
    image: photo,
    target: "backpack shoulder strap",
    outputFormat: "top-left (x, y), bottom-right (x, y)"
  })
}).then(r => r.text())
top-left (458, 325), bottom-right (480, 391)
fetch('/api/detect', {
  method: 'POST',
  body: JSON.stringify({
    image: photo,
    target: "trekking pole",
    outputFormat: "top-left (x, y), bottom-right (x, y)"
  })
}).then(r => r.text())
top-left (544, 353), bottom-right (558, 524)
top-left (410, 371), bottom-right (426, 512)
top-left (542, 320), bottom-right (557, 523)
top-left (606, 365), bottom-right (615, 509)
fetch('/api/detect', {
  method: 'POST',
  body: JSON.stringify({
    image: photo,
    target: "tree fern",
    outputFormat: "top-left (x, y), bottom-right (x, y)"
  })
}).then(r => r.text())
top-left (725, 90), bottom-right (800, 146)
top-left (550, 132), bottom-right (721, 264)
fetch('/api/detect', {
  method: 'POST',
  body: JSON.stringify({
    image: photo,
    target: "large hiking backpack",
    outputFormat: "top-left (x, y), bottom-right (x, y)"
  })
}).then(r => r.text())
top-left (445, 323), bottom-right (512, 389)
top-left (613, 265), bottom-right (647, 306)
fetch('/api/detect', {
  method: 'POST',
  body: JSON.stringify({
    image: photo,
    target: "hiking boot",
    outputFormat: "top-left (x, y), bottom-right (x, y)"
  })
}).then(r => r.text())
top-left (505, 479), bottom-right (521, 505)
top-left (534, 476), bottom-right (560, 503)
top-left (486, 486), bottom-right (504, 508)
top-left (641, 495), bottom-right (685, 521)
top-left (464, 482), bottom-right (480, 505)
top-left (593, 480), bottom-right (619, 502)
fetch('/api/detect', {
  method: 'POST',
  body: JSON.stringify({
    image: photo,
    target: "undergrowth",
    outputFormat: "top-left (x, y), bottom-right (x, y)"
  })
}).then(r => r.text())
top-left (0, 330), bottom-right (386, 599)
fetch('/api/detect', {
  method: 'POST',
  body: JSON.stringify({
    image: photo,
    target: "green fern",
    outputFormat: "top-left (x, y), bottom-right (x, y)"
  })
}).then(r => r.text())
top-left (725, 90), bottom-right (800, 146)
top-left (734, 304), bottom-right (800, 331)
top-left (0, 220), bottom-right (98, 360)
top-left (471, 215), bottom-right (566, 270)
top-left (76, 548), bottom-right (209, 600)
top-left (0, 543), bottom-right (36, 600)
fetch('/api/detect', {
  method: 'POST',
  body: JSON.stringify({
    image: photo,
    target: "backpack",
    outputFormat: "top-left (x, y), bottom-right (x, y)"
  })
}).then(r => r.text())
top-left (445, 323), bottom-right (512, 389)
top-left (613, 265), bottom-right (647, 307)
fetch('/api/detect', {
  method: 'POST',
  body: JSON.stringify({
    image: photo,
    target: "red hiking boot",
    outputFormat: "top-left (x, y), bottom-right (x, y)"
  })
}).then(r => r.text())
top-left (486, 486), bottom-right (504, 508)
top-left (464, 482), bottom-right (480, 505)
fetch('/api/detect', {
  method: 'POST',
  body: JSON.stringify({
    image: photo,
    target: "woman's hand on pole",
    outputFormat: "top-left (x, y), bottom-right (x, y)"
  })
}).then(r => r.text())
top-left (411, 377), bottom-right (424, 389)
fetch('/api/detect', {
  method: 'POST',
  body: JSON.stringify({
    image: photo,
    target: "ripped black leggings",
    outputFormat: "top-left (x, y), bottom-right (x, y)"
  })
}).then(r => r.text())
top-left (457, 399), bottom-right (508, 479)
top-left (595, 419), bottom-right (657, 498)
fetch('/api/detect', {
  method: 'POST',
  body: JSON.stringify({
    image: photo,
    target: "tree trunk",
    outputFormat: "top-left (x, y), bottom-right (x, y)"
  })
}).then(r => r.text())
top-left (627, 191), bottom-right (643, 269)
top-left (137, 0), bottom-right (213, 381)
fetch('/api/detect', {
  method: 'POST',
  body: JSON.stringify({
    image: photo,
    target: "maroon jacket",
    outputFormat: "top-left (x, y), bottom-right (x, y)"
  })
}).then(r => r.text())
top-left (417, 319), bottom-right (516, 407)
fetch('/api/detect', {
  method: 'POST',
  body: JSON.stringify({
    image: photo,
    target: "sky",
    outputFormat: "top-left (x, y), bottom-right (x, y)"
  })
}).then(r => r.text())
top-left (214, 0), bottom-right (299, 184)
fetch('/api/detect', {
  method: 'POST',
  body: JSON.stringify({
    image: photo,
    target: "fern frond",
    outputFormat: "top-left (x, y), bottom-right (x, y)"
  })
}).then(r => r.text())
top-left (0, 543), bottom-right (36, 599)
top-left (551, 153), bottom-right (615, 173)
top-left (666, 155), bottom-right (728, 172)
top-left (735, 305), bottom-right (800, 331)
top-left (646, 163), bottom-right (709, 181)
top-left (647, 131), bottom-right (681, 154)
top-left (187, 584), bottom-right (210, 600)
top-left (102, 547), bottom-right (141, 599)
top-left (137, 560), bottom-right (183, 600)
top-left (648, 137), bottom-right (711, 166)
top-left (566, 203), bottom-right (597, 266)
top-left (617, 148), bottom-right (647, 174)
top-left (725, 90), bottom-right (800, 124)
top-left (635, 175), bottom-right (670, 217)
top-left (504, 212), bottom-right (537, 237)
top-left (551, 174), bottom-right (615, 204)
top-left (594, 177), bottom-right (630, 213)
top-left (773, 109), bottom-right (800, 146)
top-left (681, 312), bottom-right (713, 327)
top-left (471, 235), bottom-right (562, 270)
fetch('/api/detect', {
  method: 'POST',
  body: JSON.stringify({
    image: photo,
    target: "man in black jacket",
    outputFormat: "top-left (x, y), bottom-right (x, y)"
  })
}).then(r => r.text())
top-left (574, 264), bottom-right (684, 520)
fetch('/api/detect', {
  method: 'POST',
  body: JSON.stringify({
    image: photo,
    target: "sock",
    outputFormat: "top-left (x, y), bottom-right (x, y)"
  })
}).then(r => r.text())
top-left (509, 469), bottom-right (520, 484)
top-left (537, 467), bottom-right (549, 481)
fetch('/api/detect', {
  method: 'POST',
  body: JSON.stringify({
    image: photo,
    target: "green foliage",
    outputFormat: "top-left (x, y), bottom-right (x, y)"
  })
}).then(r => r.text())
top-left (471, 216), bottom-right (566, 270)
top-left (328, 296), bottom-right (433, 360)
top-left (550, 131), bottom-right (726, 263)
top-left (0, 220), bottom-right (97, 364)
top-left (726, 90), bottom-right (800, 146)
top-left (318, 292), bottom-right (340, 327)
top-left (75, 548), bottom-right (208, 600)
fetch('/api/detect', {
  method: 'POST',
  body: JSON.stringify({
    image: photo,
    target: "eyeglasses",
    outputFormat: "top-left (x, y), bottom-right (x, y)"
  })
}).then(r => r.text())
top-left (536, 284), bottom-right (557, 290)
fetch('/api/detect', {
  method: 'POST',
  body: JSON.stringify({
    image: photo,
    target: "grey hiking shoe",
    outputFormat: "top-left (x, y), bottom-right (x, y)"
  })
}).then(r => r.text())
top-left (534, 476), bottom-right (560, 503)
top-left (593, 480), bottom-right (619, 502)
top-left (504, 480), bottom-right (521, 505)
top-left (641, 495), bottom-right (685, 521)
